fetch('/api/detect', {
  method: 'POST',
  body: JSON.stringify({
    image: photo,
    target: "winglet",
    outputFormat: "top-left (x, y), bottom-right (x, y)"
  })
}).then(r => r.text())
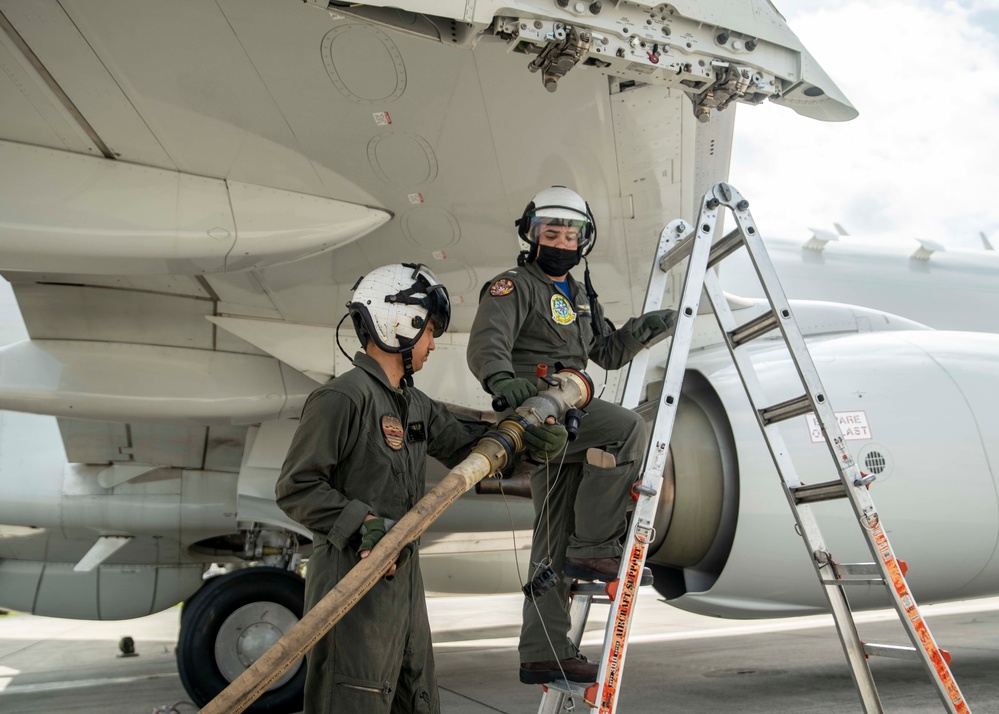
top-left (980, 232), bottom-right (995, 251)
top-left (912, 239), bottom-right (946, 261)
top-left (804, 228), bottom-right (839, 251)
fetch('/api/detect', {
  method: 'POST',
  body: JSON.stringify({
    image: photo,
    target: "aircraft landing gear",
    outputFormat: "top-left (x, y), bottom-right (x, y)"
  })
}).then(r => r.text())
top-left (177, 567), bottom-right (305, 713)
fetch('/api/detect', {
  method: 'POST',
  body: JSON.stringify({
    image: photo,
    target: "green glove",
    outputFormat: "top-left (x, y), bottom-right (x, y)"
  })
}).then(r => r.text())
top-left (523, 420), bottom-right (568, 461)
top-left (384, 542), bottom-right (417, 580)
top-left (629, 309), bottom-right (677, 345)
top-left (486, 373), bottom-right (537, 409)
top-left (357, 517), bottom-right (396, 554)
top-left (396, 541), bottom-right (416, 568)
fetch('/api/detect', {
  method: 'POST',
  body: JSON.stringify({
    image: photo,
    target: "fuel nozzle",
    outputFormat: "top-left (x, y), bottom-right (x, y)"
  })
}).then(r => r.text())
top-left (536, 363), bottom-right (558, 389)
top-left (491, 364), bottom-right (558, 412)
top-left (564, 408), bottom-right (584, 441)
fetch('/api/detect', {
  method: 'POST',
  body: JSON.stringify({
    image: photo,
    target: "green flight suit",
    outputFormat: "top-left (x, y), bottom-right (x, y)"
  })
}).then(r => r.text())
top-left (276, 353), bottom-right (485, 714)
top-left (466, 260), bottom-right (649, 664)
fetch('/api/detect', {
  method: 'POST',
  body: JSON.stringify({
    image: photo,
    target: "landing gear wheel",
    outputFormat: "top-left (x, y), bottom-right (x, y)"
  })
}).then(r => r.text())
top-left (177, 567), bottom-right (305, 713)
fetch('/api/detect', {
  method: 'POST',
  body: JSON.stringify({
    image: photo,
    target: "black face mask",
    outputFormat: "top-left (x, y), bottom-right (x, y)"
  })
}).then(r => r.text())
top-left (535, 244), bottom-right (580, 277)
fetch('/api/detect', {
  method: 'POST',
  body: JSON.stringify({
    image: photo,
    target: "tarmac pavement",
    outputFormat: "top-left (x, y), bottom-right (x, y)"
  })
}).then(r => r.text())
top-left (1, 588), bottom-right (997, 713)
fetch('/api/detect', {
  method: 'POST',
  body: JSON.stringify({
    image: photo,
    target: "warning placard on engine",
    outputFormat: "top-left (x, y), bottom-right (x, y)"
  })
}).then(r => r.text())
top-left (806, 411), bottom-right (871, 443)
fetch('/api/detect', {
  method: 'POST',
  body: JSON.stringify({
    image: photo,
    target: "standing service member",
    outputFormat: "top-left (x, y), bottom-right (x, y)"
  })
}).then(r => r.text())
top-left (277, 263), bottom-right (567, 713)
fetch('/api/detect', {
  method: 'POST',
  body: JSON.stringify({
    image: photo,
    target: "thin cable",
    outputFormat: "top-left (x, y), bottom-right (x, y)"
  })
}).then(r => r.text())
top-left (545, 455), bottom-right (551, 562)
top-left (501, 440), bottom-right (577, 702)
top-left (335, 313), bottom-right (355, 365)
top-left (499, 478), bottom-right (527, 590)
top-left (529, 447), bottom-right (578, 700)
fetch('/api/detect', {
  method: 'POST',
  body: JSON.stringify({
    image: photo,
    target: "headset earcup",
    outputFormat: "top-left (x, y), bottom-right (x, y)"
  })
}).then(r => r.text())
top-left (517, 201), bottom-right (536, 240)
top-left (583, 201), bottom-right (597, 254)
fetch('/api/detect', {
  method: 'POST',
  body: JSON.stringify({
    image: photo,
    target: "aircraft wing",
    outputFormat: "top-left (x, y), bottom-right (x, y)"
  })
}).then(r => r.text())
top-left (0, 0), bottom-right (851, 433)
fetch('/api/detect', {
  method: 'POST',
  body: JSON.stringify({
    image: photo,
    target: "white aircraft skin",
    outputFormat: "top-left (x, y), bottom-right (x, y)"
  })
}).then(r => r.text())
top-left (720, 231), bottom-right (999, 333)
top-left (1, 0), bottom-right (997, 709)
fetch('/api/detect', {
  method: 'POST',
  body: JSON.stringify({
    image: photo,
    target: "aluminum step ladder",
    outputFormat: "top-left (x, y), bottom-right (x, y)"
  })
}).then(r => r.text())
top-left (539, 182), bottom-right (970, 713)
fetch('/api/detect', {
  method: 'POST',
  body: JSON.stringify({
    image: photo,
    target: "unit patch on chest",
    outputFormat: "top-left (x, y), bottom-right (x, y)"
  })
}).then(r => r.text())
top-left (489, 278), bottom-right (515, 297)
top-left (550, 294), bottom-right (576, 325)
top-left (381, 414), bottom-right (405, 451)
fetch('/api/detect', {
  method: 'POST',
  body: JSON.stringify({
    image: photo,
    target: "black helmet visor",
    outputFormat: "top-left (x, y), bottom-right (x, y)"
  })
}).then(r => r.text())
top-left (404, 263), bottom-right (450, 338)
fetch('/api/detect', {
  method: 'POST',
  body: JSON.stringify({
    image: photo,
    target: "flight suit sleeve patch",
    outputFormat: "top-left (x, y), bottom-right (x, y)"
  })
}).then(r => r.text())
top-left (489, 278), bottom-right (515, 297)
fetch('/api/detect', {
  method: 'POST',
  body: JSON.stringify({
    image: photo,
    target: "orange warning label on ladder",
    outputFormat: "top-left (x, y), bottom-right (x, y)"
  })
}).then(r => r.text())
top-left (872, 523), bottom-right (969, 713)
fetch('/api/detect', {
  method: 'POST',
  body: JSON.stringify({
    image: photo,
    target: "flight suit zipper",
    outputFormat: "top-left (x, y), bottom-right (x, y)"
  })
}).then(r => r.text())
top-left (339, 681), bottom-right (393, 695)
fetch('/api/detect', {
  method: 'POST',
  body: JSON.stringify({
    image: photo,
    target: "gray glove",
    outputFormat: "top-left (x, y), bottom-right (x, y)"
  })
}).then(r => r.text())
top-left (486, 373), bottom-right (537, 409)
top-left (523, 420), bottom-right (568, 461)
top-left (629, 309), bottom-right (677, 345)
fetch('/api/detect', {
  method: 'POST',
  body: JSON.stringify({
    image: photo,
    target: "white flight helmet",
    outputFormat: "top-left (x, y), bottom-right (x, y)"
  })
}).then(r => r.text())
top-left (348, 263), bottom-right (450, 377)
top-left (515, 185), bottom-right (597, 260)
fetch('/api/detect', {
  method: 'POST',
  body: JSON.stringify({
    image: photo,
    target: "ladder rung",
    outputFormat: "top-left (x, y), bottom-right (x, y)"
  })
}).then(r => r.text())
top-left (820, 562), bottom-right (885, 584)
top-left (729, 311), bottom-right (778, 347)
top-left (759, 395), bottom-right (813, 424)
top-left (570, 582), bottom-right (609, 595)
top-left (541, 679), bottom-right (598, 704)
top-left (706, 229), bottom-right (743, 268)
top-left (568, 570), bottom-right (655, 597)
top-left (790, 479), bottom-right (847, 504)
top-left (863, 643), bottom-right (921, 662)
top-left (658, 232), bottom-right (696, 273)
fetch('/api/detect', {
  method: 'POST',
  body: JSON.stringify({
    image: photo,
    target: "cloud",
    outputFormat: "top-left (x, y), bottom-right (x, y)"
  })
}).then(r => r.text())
top-left (729, 0), bottom-right (999, 249)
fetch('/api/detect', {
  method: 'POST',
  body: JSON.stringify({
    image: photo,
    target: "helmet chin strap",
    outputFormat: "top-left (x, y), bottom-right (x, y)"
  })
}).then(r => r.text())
top-left (400, 347), bottom-right (415, 387)
top-left (397, 330), bottom-right (422, 387)
top-left (582, 256), bottom-right (607, 337)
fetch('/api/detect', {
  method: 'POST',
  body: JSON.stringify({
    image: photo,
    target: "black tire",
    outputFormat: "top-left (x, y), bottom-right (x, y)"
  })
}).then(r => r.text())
top-left (180, 572), bottom-right (228, 627)
top-left (177, 567), bottom-right (305, 713)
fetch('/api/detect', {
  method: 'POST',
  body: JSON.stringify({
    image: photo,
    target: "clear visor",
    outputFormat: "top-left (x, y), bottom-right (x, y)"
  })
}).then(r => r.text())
top-left (528, 217), bottom-right (590, 247)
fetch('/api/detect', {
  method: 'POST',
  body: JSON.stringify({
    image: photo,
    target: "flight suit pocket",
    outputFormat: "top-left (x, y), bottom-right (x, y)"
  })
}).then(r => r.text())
top-left (525, 307), bottom-right (567, 348)
top-left (413, 687), bottom-right (434, 714)
top-left (355, 437), bottom-right (410, 519)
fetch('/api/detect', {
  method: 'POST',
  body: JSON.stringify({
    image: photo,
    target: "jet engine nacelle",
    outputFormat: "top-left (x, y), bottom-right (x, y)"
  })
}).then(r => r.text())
top-left (649, 329), bottom-right (999, 618)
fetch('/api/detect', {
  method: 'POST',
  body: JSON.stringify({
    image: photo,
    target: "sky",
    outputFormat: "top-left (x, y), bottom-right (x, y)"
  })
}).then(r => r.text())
top-left (728, 0), bottom-right (999, 250)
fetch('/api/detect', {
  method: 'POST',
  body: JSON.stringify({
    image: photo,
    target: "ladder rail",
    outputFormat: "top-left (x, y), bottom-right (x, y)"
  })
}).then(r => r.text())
top-left (587, 216), bottom-right (716, 714)
top-left (728, 204), bottom-right (866, 480)
top-left (700, 257), bottom-right (886, 714)
top-left (540, 217), bottom-right (710, 713)
top-left (706, 184), bottom-right (970, 714)
top-left (538, 219), bottom-right (701, 714)
top-left (726, 191), bottom-right (968, 712)
top-left (621, 220), bottom-right (693, 410)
